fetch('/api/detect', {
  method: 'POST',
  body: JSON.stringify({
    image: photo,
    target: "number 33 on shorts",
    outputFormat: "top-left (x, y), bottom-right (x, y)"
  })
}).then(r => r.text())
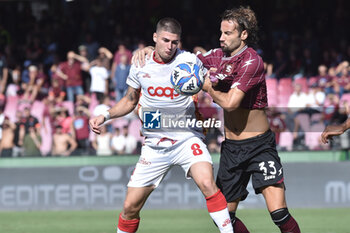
top-left (259, 161), bottom-right (281, 176)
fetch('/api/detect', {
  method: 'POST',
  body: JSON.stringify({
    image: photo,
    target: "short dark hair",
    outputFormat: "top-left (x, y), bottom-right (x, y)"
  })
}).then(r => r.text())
top-left (156, 17), bottom-right (182, 36)
top-left (221, 6), bottom-right (259, 46)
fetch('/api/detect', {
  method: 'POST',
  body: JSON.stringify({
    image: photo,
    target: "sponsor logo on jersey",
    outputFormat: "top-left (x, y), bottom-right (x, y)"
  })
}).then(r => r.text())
top-left (224, 64), bottom-right (234, 74)
top-left (143, 110), bottom-right (161, 129)
top-left (242, 58), bottom-right (255, 68)
top-left (142, 73), bottom-right (151, 78)
top-left (147, 86), bottom-right (180, 99)
top-left (222, 218), bottom-right (231, 227)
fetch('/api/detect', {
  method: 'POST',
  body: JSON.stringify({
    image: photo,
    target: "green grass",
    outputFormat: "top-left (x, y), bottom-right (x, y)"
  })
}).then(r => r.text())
top-left (0, 208), bottom-right (349, 233)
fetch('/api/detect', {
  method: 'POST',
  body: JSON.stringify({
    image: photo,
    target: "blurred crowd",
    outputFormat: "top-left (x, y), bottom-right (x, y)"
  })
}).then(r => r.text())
top-left (0, 0), bottom-right (349, 157)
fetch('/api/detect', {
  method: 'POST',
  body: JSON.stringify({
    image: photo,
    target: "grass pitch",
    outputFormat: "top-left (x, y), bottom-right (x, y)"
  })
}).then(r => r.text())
top-left (0, 208), bottom-right (349, 233)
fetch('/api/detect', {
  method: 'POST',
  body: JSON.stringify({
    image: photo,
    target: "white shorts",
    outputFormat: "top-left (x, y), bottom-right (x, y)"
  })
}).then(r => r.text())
top-left (127, 136), bottom-right (213, 188)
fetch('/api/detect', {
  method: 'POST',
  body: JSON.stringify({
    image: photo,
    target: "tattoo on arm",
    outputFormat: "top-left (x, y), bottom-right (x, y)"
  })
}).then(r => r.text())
top-left (126, 87), bottom-right (140, 102)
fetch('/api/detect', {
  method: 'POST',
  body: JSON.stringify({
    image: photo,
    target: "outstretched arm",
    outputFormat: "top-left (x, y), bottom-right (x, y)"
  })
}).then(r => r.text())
top-left (321, 118), bottom-right (350, 144)
top-left (89, 86), bottom-right (140, 134)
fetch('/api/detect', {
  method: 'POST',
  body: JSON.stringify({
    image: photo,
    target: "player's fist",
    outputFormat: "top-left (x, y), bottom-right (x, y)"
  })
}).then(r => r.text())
top-left (89, 115), bottom-right (105, 135)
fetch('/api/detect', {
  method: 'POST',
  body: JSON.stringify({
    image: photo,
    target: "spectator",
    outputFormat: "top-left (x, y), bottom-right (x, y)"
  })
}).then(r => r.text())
top-left (0, 116), bottom-right (15, 157)
top-left (92, 125), bottom-right (112, 156)
top-left (317, 64), bottom-right (334, 95)
top-left (55, 107), bottom-right (73, 135)
top-left (91, 47), bottom-right (113, 70)
top-left (12, 111), bottom-right (24, 157)
top-left (6, 65), bottom-right (22, 97)
top-left (72, 105), bottom-right (90, 155)
top-left (52, 125), bottom-right (77, 156)
top-left (322, 94), bottom-right (340, 126)
top-left (23, 124), bottom-right (42, 157)
top-left (121, 125), bottom-right (137, 154)
top-left (334, 61), bottom-right (350, 98)
top-left (111, 127), bottom-right (124, 154)
top-left (0, 49), bottom-right (8, 94)
top-left (57, 51), bottom-right (88, 102)
top-left (89, 58), bottom-right (109, 102)
top-left (78, 45), bottom-right (92, 93)
top-left (267, 108), bottom-right (287, 146)
top-left (93, 95), bottom-right (111, 117)
top-left (111, 43), bottom-right (132, 84)
top-left (113, 54), bottom-right (130, 102)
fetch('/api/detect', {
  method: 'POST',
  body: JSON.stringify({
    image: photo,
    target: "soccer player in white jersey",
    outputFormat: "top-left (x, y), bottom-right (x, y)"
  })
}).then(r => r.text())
top-left (89, 18), bottom-right (233, 233)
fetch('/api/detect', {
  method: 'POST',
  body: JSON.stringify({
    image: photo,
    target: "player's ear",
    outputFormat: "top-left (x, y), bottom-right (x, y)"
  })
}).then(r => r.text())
top-left (240, 30), bottom-right (248, 41)
top-left (153, 33), bottom-right (157, 43)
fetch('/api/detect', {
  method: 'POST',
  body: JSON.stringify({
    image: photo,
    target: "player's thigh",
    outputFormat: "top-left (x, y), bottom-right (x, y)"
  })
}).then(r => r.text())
top-left (128, 145), bottom-right (170, 188)
top-left (189, 161), bottom-right (218, 197)
top-left (122, 186), bottom-right (154, 218)
top-left (261, 183), bottom-right (287, 212)
top-left (177, 137), bottom-right (213, 179)
top-left (249, 148), bottom-right (286, 212)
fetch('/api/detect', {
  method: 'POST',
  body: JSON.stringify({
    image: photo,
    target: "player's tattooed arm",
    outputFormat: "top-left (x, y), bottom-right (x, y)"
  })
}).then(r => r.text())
top-left (126, 86), bottom-right (141, 103)
top-left (108, 86), bottom-right (141, 119)
top-left (89, 86), bottom-right (141, 135)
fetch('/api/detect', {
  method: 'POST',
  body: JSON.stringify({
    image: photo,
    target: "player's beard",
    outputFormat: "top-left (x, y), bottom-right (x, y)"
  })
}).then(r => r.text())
top-left (220, 44), bottom-right (232, 56)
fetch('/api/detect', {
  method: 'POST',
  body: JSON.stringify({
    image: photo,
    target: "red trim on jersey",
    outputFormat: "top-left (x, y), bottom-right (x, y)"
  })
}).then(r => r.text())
top-left (205, 189), bottom-right (227, 213)
top-left (118, 214), bottom-right (140, 233)
top-left (152, 51), bottom-right (177, 64)
top-left (157, 137), bottom-right (177, 145)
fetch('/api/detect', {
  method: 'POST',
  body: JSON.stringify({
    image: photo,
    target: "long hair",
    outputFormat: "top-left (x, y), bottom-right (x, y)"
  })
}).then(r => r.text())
top-left (221, 6), bottom-right (259, 46)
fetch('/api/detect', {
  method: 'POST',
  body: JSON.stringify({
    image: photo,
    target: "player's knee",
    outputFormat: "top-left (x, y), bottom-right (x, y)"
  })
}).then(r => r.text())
top-left (198, 178), bottom-right (217, 196)
top-left (122, 202), bottom-right (141, 219)
top-left (270, 207), bottom-right (291, 226)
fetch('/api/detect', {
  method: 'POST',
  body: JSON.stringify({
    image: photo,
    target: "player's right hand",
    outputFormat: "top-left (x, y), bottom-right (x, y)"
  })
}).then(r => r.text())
top-left (131, 46), bottom-right (154, 67)
top-left (89, 115), bottom-right (105, 135)
top-left (320, 124), bottom-right (345, 144)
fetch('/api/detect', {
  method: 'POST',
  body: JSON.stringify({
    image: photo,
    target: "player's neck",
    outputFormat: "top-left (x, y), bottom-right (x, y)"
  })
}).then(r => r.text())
top-left (153, 51), bottom-right (175, 64)
top-left (229, 43), bottom-right (247, 57)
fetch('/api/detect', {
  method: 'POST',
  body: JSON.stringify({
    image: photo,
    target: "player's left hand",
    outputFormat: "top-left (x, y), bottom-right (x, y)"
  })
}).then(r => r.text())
top-left (202, 68), bottom-right (218, 92)
top-left (89, 115), bottom-right (105, 135)
top-left (131, 46), bottom-right (154, 67)
top-left (321, 124), bottom-right (345, 144)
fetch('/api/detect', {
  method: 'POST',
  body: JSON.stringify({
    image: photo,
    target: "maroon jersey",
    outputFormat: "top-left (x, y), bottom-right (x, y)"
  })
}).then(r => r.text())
top-left (197, 46), bottom-right (267, 109)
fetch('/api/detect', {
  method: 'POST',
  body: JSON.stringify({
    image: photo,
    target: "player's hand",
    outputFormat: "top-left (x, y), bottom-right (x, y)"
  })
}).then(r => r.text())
top-left (321, 124), bottom-right (345, 144)
top-left (131, 46), bottom-right (154, 67)
top-left (202, 68), bottom-right (218, 92)
top-left (89, 115), bottom-right (105, 134)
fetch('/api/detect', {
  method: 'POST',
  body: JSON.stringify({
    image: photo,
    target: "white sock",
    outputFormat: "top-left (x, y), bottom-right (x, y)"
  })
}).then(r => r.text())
top-left (117, 228), bottom-right (130, 233)
top-left (209, 207), bottom-right (234, 233)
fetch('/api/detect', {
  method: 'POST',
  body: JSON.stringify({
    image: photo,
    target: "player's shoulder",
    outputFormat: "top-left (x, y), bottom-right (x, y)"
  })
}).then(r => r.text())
top-left (198, 48), bottom-right (223, 58)
top-left (241, 47), bottom-right (262, 62)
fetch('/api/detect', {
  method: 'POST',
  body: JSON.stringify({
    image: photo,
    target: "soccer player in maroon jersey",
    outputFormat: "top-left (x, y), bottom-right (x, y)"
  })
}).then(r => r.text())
top-left (199, 6), bottom-right (301, 233)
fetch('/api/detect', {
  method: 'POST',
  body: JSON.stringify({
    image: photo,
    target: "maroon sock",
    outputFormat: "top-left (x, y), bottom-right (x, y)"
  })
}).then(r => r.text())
top-left (279, 216), bottom-right (300, 233)
top-left (234, 217), bottom-right (250, 233)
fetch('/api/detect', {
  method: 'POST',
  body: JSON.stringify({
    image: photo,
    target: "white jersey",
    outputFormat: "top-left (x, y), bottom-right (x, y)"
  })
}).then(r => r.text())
top-left (126, 49), bottom-right (206, 141)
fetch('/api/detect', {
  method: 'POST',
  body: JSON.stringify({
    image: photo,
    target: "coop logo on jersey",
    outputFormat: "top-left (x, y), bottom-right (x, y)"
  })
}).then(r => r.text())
top-left (143, 110), bottom-right (161, 129)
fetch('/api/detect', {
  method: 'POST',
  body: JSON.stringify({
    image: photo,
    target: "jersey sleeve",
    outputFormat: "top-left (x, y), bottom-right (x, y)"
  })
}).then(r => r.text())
top-left (196, 49), bottom-right (220, 69)
top-left (126, 65), bottom-right (141, 89)
top-left (232, 55), bottom-right (264, 93)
